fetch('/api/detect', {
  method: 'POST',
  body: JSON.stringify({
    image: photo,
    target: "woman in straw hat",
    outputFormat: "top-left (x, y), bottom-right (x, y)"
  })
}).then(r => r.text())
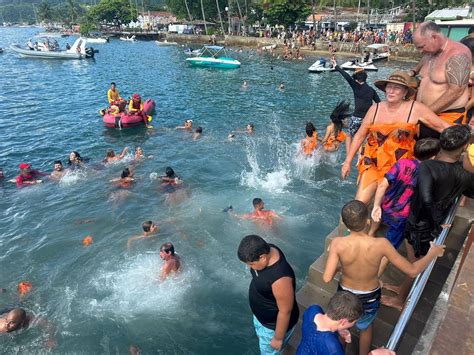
top-left (341, 70), bottom-right (451, 204)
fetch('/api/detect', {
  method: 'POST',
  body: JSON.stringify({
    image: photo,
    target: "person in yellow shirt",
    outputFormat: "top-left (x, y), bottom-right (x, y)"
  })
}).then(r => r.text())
top-left (107, 82), bottom-right (122, 105)
top-left (129, 93), bottom-right (144, 114)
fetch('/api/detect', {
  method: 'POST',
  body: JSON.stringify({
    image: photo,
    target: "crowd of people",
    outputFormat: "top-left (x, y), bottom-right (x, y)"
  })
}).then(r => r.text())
top-left (2, 21), bottom-right (474, 355)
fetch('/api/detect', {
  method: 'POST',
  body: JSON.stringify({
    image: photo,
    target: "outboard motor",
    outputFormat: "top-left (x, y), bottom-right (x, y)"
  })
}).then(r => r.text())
top-left (85, 47), bottom-right (95, 58)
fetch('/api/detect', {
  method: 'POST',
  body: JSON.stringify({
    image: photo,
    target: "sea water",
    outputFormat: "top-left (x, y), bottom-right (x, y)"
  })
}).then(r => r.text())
top-left (0, 27), bottom-right (410, 353)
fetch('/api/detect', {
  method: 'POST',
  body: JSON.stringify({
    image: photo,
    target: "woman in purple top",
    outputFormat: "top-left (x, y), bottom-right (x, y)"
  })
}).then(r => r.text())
top-left (370, 138), bottom-right (440, 248)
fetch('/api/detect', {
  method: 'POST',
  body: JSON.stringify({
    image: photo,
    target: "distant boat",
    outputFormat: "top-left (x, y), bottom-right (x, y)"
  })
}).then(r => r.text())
top-left (10, 37), bottom-right (95, 59)
top-left (340, 60), bottom-right (378, 71)
top-left (186, 45), bottom-right (241, 69)
top-left (366, 44), bottom-right (390, 62)
top-left (120, 35), bottom-right (136, 42)
top-left (308, 59), bottom-right (335, 73)
top-left (85, 33), bottom-right (109, 44)
top-left (184, 48), bottom-right (202, 56)
top-left (155, 39), bottom-right (178, 46)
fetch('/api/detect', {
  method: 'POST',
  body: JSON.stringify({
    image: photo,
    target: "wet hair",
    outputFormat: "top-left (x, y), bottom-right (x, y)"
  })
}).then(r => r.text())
top-left (165, 167), bottom-right (176, 178)
top-left (160, 242), bottom-right (175, 255)
top-left (460, 36), bottom-right (474, 55)
top-left (195, 127), bottom-right (203, 134)
top-left (7, 308), bottom-right (27, 331)
top-left (330, 101), bottom-right (351, 137)
top-left (248, 123), bottom-right (254, 128)
top-left (326, 291), bottom-right (363, 322)
top-left (106, 149), bottom-right (116, 158)
top-left (305, 122), bottom-right (316, 137)
top-left (54, 160), bottom-right (62, 166)
top-left (352, 70), bottom-right (367, 82)
top-left (414, 138), bottom-right (440, 161)
top-left (67, 151), bottom-right (83, 165)
top-left (341, 200), bottom-right (368, 232)
top-left (121, 168), bottom-right (131, 179)
top-left (440, 125), bottom-right (470, 152)
top-left (142, 220), bottom-right (153, 232)
top-left (252, 198), bottom-right (263, 207)
top-left (419, 21), bottom-right (441, 35)
top-left (111, 82), bottom-right (116, 86)
top-left (237, 235), bottom-right (270, 262)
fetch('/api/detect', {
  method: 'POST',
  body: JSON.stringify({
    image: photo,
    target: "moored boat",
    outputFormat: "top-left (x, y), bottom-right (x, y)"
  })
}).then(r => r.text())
top-left (308, 58), bottom-right (335, 73)
top-left (366, 43), bottom-right (390, 61)
top-left (10, 37), bottom-right (95, 59)
top-left (156, 39), bottom-right (178, 46)
top-left (340, 60), bottom-right (378, 71)
top-left (185, 45), bottom-right (241, 69)
top-left (120, 35), bottom-right (136, 42)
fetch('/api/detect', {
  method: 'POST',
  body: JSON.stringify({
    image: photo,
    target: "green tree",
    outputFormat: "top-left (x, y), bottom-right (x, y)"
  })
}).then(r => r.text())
top-left (263, 0), bottom-right (310, 28)
top-left (37, 1), bottom-right (54, 22)
top-left (86, 0), bottom-right (133, 27)
top-left (165, 0), bottom-right (227, 22)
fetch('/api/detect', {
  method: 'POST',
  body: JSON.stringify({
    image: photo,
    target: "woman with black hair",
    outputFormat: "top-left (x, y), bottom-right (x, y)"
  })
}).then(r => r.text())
top-left (321, 101), bottom-right (351, 153)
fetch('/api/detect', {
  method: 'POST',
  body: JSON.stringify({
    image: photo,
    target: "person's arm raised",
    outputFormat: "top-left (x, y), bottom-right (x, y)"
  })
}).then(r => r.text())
top-left (384, 239), bottom-right (445, 278)
top-left (271, 277), bottom-right (294, 351)
top-left (341, 105), bottom-right (374, 179)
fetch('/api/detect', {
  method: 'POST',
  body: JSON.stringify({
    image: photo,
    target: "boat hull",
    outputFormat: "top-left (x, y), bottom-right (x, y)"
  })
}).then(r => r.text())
top-left (103, 112), bottom-right (145, 129)
top-left (10, 44), bottom-right (88, 59)
top-left (186, 57), bottom-right (241, 69)
top-left (340, 61), bottom-right (378, 71)
top-left (308, 60), bottom-right (335, 73)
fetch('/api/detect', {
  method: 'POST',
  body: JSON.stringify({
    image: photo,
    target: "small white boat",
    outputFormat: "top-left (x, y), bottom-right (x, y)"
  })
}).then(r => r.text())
top-left (184, 48), bottom-right (202, 56)
top-left (366, 43), bottom-right (390, 62)
top-left (186, 45), bottom-right (240, 69)
top-left (155, 39), bottom-right (178, 46)
top-left (308, 59), bottom-right (335, 73)
top-left (120, 35), bottom-right (136, 42)
top-left (86, 37), bottom-right (108, 44)
top-left (340, 60), bottom-right (378, 71)
top-left (262, 44), bottom-right (277, 51)
top-left (10, 37), bottom-right (95, 59)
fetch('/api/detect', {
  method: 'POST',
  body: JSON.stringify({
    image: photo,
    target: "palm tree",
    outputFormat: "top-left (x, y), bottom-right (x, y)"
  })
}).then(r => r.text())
top-left (200, 0), bottom-right (208, 35)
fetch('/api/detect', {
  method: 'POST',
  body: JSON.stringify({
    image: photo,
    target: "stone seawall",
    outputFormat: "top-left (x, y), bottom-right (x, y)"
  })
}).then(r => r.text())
top-left (165, 34), bottom-right (421, 61)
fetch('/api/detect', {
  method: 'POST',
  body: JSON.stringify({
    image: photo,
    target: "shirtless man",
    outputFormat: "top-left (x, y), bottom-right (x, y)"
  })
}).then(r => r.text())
top-left (159, 242), bottom-right (181, 280)
top-left (110, 168), bottom-right (134, 188)
top-left (104, 147), bottom-right (129, 163)
top-left (231, 198), bottom-right (282, 226)
top-left (127, 220), bottom-right (158, 249)
top-left (323, 200), bottom-right (445, 355)
top-left (50, 160), bottom-right (66, 180)
top-left (411, 22), bottom-right (471, 138)
top-left (0, 308), bottom-right (31, 333)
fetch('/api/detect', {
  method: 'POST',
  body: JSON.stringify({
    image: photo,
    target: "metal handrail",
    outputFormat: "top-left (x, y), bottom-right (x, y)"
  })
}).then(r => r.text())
top-left (386, 199), bottom-right (460, 351)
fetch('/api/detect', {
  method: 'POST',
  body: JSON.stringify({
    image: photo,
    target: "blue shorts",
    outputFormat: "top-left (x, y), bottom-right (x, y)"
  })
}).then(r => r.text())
top-left (253, 315), bottom-right (295, 355)
top-left (383, 215), bottom-right (407, 249)
top-left (338, 284), bottom-right (381, 331)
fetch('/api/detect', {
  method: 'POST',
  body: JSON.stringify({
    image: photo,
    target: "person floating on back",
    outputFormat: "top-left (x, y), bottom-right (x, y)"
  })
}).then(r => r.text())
top-left (323, 200), bottom-right (445, 355)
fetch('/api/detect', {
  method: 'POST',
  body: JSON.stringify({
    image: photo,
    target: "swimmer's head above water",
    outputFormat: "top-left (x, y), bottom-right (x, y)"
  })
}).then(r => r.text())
top-left (252, 198), bottom-right (264, 210)
top-left (1, 308), bottom-right (28, 333)
top-left (142, 220), bottom-right (157, 233)
top-left (305, 122), bottom-right (316, 137)
top-left (160, 242), bottom-right (175, 257)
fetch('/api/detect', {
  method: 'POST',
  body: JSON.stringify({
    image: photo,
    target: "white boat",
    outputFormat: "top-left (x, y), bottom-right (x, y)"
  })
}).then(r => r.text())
top-left (308, 59), bottom-right (335, 73)
top-left (35, 32), bottom-right (63, 38)
top-left (185, 45), bottom-right (240, 69)
top-left (340, 60), bottom-right (378, 71)
top-left (366, 43), bottom-right (390, 61)
top-left (155, 39), bottom-right (178, 46)
top-left (10, 37), bottom-right (95, 59)
top-left (262, 44), bottom-right (277, 51)
top-left (120, 35), bottom-right (136, 42)
top-left (85, 33), bottom-right (109, 44)
top-left (184, 48), bottom-right (202, 56)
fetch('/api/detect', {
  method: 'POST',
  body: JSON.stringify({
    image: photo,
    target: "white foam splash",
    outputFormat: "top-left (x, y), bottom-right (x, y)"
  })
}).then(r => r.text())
top-left (59, 169), bottom-right (88, 187)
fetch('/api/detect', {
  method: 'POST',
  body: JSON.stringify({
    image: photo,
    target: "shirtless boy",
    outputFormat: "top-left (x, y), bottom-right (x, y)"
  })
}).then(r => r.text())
top-left (127, 221), bottom-right (158, 249)
top-left (159, 242), bottom-right (181, 280)
top-left (323, 200), bottom-right (445, 355)
top-left (231, 198), bottom-right (283, 226)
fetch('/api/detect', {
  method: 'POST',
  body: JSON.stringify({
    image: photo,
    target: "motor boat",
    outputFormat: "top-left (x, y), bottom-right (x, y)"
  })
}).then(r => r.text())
top-left (10, 37), bottom-right (95, 59)
top-left (102, 99), bottom-right (155, 129)
top-left (184, 47), bottom-right (202, 56)
top-left (365, 43), bottom-right (390, 62)
top-left (308, 58), bottom-right (335, 73)
top-left (155, 39), bottom-right (178, 46)
top-left (262, 44), bottom-right (277, 51)
top-left (185, 45), bottom-right (241, 69)
top-left (120, 35), bottom-right (136, 42)
top-left (85, 33), bottom-right (109, 44)
top-left (340, 60), bottom-right (378, 71)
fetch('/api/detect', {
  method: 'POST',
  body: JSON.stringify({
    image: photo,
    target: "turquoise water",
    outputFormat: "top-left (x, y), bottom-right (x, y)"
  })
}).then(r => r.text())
top-left (0, 28), bottom-right (410, 353)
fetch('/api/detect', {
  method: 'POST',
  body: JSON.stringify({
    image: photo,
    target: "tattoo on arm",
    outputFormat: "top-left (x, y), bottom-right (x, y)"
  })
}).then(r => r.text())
top-left (446, 54), bottom-right (470, 86)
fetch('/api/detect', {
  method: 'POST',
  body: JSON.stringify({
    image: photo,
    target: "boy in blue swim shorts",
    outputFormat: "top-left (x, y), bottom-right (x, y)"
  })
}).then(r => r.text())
top-left (323, 200), bottom-right (446, 354)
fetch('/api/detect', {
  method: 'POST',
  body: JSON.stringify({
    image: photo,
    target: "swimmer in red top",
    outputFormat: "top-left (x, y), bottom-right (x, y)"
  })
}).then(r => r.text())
top-left (229, 198), bottom-right (283, 225)
top-left (16, 163), bottom-right (48, 188)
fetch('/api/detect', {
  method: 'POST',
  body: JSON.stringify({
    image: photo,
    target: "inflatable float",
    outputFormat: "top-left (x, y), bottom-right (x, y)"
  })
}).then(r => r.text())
top-left (101, 99), bottom-right (155, 129)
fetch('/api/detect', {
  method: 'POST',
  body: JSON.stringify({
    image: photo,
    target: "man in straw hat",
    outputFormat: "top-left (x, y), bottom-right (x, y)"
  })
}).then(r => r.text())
top-left (410, 21), bottom-right (471, 138)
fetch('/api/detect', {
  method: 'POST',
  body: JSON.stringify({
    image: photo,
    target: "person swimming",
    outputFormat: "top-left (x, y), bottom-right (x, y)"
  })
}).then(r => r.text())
top-left (67, 151), bottom-right (86, 169)
top-left (104, 147), bottom-right (129, 163)
top-left (0, 308), bottom-right (30, 333)
top-left (229, 198), bottom-right (283, 226)
top-left (300, 122), bottom-right (318, 157)
top-left (110, 168), bottom-right (134, 188)
top-left (159, 242), bottom-right (181, 280)
top-left (176, 120), bottom-right (193, 131)
top-left (193, 127), bottom-right (203, 140)
top-left (321, 101), bottom-right (351, 153)
top-left (229, 123), bottom-right (254, 138)
top-left (50, 160), bottom-right (67, 180)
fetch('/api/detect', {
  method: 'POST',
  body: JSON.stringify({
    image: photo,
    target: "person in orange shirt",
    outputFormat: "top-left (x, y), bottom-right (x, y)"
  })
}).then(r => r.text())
top-left (300, 122), bottom-right (318, 157)
top-left (321, 101), bottom-right (351, 153)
